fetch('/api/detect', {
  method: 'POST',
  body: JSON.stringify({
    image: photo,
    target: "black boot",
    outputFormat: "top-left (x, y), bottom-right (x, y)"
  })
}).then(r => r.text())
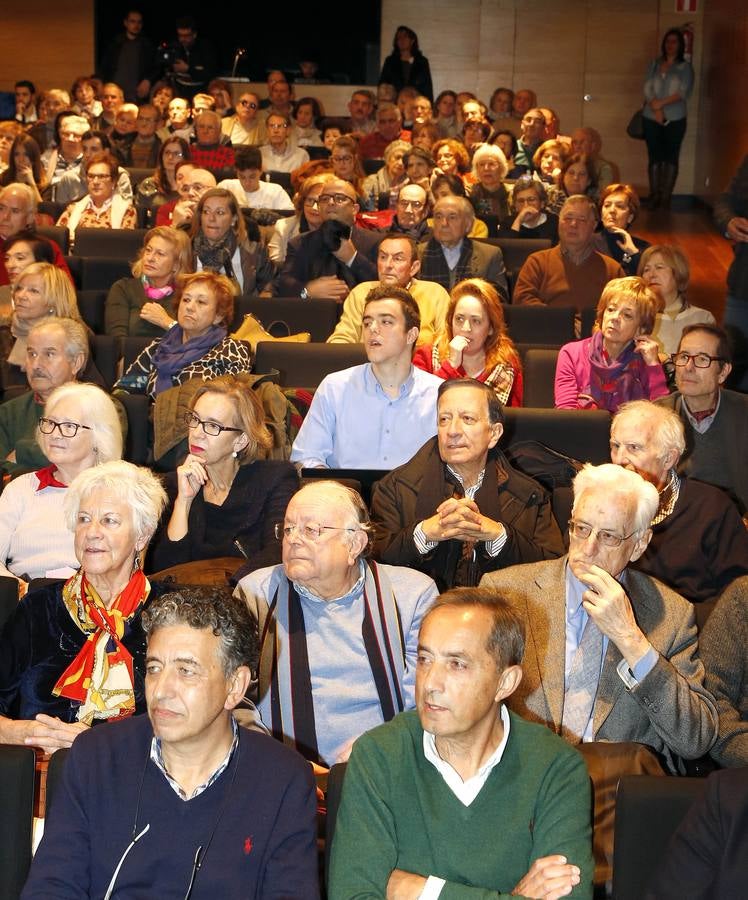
top-left (660, 162), bottom-right (678, 210)
top-left (647, 163), bottom-right (662, 209)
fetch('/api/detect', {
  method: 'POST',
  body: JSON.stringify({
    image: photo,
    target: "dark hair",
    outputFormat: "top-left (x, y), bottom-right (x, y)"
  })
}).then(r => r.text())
top-left (431, 173), bottom-right (467, 198)
top-left (425, 587), bottom-right (525, 670)
top-left (559, 153), bottom-right (597, 196)
top-left (155, 135), bottom-right (192, 193)
top-left (403, 146), bottom-right (435, 171)
top-left (53, 109), bottom-right (78, 144)
top-left (489, 86), bottom-right (514, 108)
top-left (679, 323), bottom-right (732, 366)
top-left (4, 233), bottom-right (55, 264)
top-left (143, 587), bottom-right (259, 678)
top-left (1, 134), bottom-right (46, 189)
top-left (379, 232), bottom-right (417, 260)
top-left (391, 25), bottom-right (420, 55)
top-left (363, 284), bottom-right (421, 333)
top-left (15, 80), bottom-right (35, 94)
top-left (176, 15), bottom-right (197, 31)
top-left (435, 90), bottom-right (457, 109)
top-left (437, 377), bottom-right (504, 426)
top-left (82, 129), bottom-right (111, 149)
top-left (492, 130), bottom-right (518, 159)
top-left (661, 28), bottom-right (686, 62)
top-left (461, 119), bottom-right (491, 143)
top-left (234, 145), bottom-right (262, 172)
top-left (511, 173), bottom-right (547, 210)
top-left (295, 96), bottom-right (322, 126)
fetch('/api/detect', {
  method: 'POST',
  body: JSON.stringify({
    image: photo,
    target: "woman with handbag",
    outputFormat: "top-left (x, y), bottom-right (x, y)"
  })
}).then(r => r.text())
top-left (641, 28), bottom-right (694, 210)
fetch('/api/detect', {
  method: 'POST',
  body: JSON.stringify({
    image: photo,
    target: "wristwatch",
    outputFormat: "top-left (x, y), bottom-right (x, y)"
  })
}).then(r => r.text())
top-left (300, 287), bottom-right (309, 300)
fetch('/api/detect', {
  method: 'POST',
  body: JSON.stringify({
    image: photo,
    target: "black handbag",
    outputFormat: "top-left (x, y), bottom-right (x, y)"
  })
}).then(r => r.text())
top-left (626, 108), bottom-right (645, 140)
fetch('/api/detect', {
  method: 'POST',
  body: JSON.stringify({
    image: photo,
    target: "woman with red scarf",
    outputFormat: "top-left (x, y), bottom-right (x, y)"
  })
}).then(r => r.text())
top-left (554, 276), bottom-right (668, 412)
top-left (0, 458), bottom-right (167, 755)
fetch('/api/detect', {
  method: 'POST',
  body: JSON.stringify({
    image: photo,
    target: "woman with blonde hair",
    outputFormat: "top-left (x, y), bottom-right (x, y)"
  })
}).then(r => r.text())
top-left (554, 276), bottom-right (668, 411)
top-left (150, 374), bottom-right (297, 573)
top-left (413, 278), bottom-right (523, 406)
top-left (7, 262), bottom-right (81, 370)
top-left (639, 244), bottom-right (715, 355)
top-left (105, 226), bottom-right (193, 338)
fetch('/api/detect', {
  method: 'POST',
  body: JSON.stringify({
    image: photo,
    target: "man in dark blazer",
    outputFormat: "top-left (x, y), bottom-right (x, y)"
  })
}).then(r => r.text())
top-left (416, 196), bottom-right (509, 301)
top-left (481, 462), bottom-right (717, 774)
top-left (274, 178), bottom-right (381, 301)
top-left (371, 379), bottom-right (563, 590)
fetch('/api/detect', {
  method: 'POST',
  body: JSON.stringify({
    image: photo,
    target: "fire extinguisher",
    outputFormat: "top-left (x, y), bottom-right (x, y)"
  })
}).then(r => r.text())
top-left (681, 22), bottom-right (695, 63)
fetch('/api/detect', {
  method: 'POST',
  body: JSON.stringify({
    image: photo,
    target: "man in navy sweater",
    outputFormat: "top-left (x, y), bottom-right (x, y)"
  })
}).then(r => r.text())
top-left (22, 588), bottom-right (319, 900)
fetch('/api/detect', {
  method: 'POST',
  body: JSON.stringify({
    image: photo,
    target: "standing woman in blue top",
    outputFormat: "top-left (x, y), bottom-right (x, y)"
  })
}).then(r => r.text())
top-left (378, 26), bottom-right (433, 102)
top-left (642, 28), bottom-right (694, 210)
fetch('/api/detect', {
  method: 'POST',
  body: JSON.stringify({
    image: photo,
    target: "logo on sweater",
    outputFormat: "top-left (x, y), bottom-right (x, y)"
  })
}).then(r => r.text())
top-left (244, 836), bottom-right (253, 855)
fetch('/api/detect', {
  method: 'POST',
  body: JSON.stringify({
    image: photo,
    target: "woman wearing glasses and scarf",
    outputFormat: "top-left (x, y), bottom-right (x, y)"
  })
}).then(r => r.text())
top-left (0, 418), bottom-right (168, 756)
top-left (150, 375), bottom-right (297, 573)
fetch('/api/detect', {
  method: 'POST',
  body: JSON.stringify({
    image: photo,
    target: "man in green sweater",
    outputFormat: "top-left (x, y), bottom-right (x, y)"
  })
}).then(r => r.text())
top-left (329, 588), bottom-right (593, 900)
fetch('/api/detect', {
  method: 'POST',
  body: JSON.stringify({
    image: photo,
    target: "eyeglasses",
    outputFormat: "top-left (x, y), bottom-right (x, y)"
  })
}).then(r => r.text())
top-left (163, 149), bottom-right (184, 158)
top-left (398, 199), bottom-right (425, 210)
top-left (318, 193), bottom-right (353, 206)
top-left (87, 173), bottom-right (112, 182)
top-left (239, 100), bottom-right (258, 109)
top-left (332, 154), bottom-right (353, 163)
top-left (568, 519), bottom-right (637, 548)
top-left (267, 122), bottom-right (288, 130)
top-left (671, 351), bottom-right (725, 368)
top-left (274, 523), bottom-right (356, 542)
top-left (184, 411), bottom-right (243, 437)
top-left (304, 197), bottom-right (321, 208)
top-left (39, 417), bottom-right (91, 438)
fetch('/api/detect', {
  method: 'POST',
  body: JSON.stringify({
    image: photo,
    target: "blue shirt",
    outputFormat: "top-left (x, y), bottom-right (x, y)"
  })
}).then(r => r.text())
top-left (564, 564), bottom-right (657, 741)
top-left (290, 363), bottom-right (441, 469)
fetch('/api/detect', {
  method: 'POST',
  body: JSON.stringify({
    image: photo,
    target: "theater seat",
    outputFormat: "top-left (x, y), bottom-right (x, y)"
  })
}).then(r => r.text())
top-left (73, 228), bottom-right (146, 259)
top-left (232, 296), bottom-right (340, 341)
top-left (254, 342), bottom-right (367, 389)
top-left (77, 289), bottom-right (107, 334)
top-left (0, 746), bottom-right (35, 898)
top-left (80, 256), bottom-right (131, 291)
top-left (521, 348), bottom-right (560, 408)
top-left (37, 224), bottom-right (70, 254)
top-left (612, 775), bottom-right (707, 900)
top-left (504, 306), bottom-right (576, 346)
top-left (503, 407), bottom-right (611, 465)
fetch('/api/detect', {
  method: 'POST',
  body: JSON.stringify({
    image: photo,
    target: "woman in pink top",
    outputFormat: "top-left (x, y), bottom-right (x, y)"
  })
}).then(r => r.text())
top-left (554, 275), bottom-right (667, 412)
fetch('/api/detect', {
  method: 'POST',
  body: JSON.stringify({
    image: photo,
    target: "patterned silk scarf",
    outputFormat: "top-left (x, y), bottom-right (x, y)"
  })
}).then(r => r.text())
top-left (588, 330), bottom-right (648, 412)
top-left (53, 568), bottom-right (150, 725)
top-left (258, 561), bottom-right (406, 763)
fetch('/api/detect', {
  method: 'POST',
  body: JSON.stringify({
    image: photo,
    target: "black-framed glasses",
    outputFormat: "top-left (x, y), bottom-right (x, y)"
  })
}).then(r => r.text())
top-left (671, 351), bottom-right (725, 369)
top-left (318, 193), bottom-right (353, 206)
top-left (568, 519), bottom-right (637, 549)
top-left (274, 523), bottom-right (356, 542)
top-left (184, 411), bottom-right (243, 437)
top-left (239, 100), bottom-right (258, 109)
top-left (39, 417), bottom-right (91, 438)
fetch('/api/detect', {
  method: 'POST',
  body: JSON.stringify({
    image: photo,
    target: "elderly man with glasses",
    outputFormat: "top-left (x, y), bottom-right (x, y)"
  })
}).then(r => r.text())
top-left (482, 462), bottom-right (717, 773)
top-left (275, 177), bottom-right (381, 301)
top-left (234, 480), bottom-right (438, 769)
top-left (260, 113), bottom-right (309, 174)
top-left (221, 92), bottom-right (267, 146)
top-left (657, 324), bottom-right (748, 514)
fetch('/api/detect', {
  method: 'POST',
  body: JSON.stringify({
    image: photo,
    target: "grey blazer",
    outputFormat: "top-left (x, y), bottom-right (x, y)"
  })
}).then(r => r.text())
top-left (481, 557), bottom-right (718, 772)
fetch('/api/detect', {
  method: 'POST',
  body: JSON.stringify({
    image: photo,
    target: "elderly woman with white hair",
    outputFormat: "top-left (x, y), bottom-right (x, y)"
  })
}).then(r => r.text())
top-left (468, 143), bottom-right (510, 219)
top-left (0, 382), bottom-right (123, 592)
top-left (0, 459), bottom-right (167, 755)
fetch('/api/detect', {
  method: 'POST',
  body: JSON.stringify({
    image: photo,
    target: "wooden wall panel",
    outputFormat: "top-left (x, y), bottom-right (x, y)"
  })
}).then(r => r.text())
top-left (0, 1), bottom-right (95, 92)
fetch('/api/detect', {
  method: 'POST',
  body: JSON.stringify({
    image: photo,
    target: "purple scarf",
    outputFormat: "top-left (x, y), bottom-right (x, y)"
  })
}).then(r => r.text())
top-left (588, 330), bottom-right (648, 412)
top-left (151, 323), bottom-right (226, 395)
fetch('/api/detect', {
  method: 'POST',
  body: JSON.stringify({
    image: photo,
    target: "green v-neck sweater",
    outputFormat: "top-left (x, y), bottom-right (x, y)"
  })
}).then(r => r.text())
top-left (329, 709), bottom-right (593, 899)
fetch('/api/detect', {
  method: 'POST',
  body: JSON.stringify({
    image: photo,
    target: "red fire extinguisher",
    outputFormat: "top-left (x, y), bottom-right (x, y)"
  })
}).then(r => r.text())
top-left (681, 22), bottom-right (695, 63)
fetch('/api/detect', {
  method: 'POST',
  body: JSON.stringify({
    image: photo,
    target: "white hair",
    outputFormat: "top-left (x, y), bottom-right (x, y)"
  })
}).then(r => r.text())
top-left (292, 481), bottom-right (373, 555)
top-left (614, 400), bottom-right (686, 462)
top-left (572, 463), bottom-right (658, 534)
top-left (43, 383), bottom-right (123, 463)
top-left (64, 460), bottom-right (167, 545)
